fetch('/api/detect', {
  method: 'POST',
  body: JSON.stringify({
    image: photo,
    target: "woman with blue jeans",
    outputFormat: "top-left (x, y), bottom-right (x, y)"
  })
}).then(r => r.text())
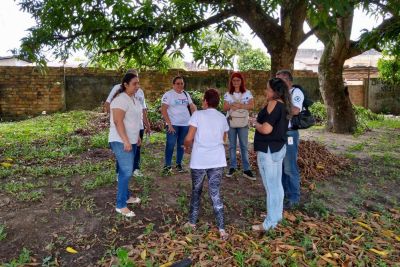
top-left (252, 78), bottom-right (292, 232)
top-left (109, 73), bottom-right (142, 217)
top-left (223, 72), bottom-right (255, 180)
top-left (161, 76), bottom-right (197, 175)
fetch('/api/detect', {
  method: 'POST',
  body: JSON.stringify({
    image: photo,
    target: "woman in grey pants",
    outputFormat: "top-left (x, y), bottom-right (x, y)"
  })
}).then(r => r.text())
top-left (183, 89), bottom-right (229, 240)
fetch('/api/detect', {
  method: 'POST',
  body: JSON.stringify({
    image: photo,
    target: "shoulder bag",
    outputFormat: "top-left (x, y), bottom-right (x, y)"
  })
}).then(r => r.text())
top-left (228, 93), bottom-right (249, 128)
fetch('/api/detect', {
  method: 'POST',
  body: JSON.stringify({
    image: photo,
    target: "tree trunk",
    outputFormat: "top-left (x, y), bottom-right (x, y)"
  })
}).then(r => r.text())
top-left (231, 0), bottom-right (307, 76)
top-left (268, 46), bottom-right (297, 77)
top-left (318, 39), bottom-right (356, 133)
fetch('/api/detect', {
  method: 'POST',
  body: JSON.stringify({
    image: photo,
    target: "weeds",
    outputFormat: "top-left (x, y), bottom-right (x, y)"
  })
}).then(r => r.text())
top-left (0, 224), bottom-right (7, 241)
top-left (3, 248), bottom-right (31, 267)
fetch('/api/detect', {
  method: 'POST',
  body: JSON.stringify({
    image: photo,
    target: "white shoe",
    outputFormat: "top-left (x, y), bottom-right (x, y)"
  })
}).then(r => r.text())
top-left (133, 169), bottom-right (143, 177)
top-left (115, 208), bottom-right (136, 217)
top-left (126, 197), bottom-right (141, 204)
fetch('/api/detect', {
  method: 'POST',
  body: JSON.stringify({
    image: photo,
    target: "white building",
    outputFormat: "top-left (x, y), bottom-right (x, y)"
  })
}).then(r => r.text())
top-left (294, 49), bottom-right (382, 72)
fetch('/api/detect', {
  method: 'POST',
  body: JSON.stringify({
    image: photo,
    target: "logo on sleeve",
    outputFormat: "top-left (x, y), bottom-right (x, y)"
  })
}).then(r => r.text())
top-left (294, 96), bottom-right (301, 103)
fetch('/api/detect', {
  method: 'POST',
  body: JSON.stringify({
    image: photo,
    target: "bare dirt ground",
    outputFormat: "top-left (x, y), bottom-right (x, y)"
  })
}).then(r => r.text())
top-left (1, 127), bottom-right (399, 266)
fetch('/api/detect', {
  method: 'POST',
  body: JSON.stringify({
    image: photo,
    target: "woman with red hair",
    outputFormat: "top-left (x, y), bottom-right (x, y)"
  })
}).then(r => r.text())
top-left (223, 72), bottom-right (255, 180)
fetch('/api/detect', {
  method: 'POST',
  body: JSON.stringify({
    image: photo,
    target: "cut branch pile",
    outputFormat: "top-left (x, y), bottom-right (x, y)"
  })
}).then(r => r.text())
top-left (247, 140), bottom-right (351, 185)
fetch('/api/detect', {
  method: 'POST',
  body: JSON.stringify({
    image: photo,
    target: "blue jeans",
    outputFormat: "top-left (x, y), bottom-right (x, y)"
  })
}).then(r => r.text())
top-left (228, 126), bottom-right (250, 170)
top-left (133, 129), bottom-right (144, 171)
top-left (110, 142), bottom-right (137, 209)
top-left (257, 145), bottom-right (286, 230)
top-left (282, 130), bottom-right (300, 204)
top-left (165, 125), bottom-right (189, 167)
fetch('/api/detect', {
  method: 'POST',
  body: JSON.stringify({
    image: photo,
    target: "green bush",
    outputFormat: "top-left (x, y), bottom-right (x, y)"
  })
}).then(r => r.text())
top-left (309, 102), bottom-right (384, 134)
top-left (354, 105), bottom-right (384, 135)
top-left (309, 101), bottom-right (327, 124)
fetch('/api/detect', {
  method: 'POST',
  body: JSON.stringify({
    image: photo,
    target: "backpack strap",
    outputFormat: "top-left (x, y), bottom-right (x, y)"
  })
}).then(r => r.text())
top-left (182, 91), bottom-right (192, 116)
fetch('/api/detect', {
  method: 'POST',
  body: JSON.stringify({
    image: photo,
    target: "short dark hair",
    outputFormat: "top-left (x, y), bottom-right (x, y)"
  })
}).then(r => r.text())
top-left (276, 70), bottom-right (293, 81)
top-left (172, 76), bottom-right (184, 84)
top-left (204, 88), bottom-right (220, 108)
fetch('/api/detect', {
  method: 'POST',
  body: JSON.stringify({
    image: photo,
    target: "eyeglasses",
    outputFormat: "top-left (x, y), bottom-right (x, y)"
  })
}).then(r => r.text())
top-left (174, 82), bottom-right (184, 85)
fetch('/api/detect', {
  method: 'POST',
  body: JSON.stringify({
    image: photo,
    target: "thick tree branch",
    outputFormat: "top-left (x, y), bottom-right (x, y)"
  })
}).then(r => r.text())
top-left (100, 8), bottom-right (235, 54)
top-left (346, 16), bottom-right (398, 59)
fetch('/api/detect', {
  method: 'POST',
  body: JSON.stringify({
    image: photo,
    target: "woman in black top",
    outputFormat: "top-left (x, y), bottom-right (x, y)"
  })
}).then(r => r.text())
top-left (252, 78), bottom-right (292, 232)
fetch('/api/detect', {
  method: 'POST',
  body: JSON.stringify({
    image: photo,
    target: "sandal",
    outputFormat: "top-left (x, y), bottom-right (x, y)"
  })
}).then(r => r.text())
top-left (219, 229), bottom-right (229, 241)
top-left (116, 208), bottom-right (136, 217)
top-left (251, 224), bottom-right (265, 232)
top-left (126, 197), bottom-right (141, 204)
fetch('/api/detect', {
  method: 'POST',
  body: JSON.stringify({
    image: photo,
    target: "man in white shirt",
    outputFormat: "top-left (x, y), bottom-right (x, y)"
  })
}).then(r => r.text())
top-left (104, 69), bottom-right (151, 177)
top-left (276, 70), bottom-right (304, 210)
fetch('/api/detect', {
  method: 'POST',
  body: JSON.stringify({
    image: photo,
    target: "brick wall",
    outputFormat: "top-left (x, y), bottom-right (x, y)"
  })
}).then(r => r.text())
top-left (348, 85), bottom-right (365, 106)
top-left (0, 67), bottom-right (65, 119)
top-left (0, 67), bottom-right (319, 120)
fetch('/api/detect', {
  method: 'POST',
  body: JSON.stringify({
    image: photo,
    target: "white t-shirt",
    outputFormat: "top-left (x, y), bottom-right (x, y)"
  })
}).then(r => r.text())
top-left (106, 84), bottom-right (147, 129)
top-left (108, 92), bottom-right (142, 144)
top-left (223, 90), bottom-right (253, 104)
top-left (289, 86), bottom-right (304, 129)
top-left (162, 89), bottom-right (193, 126)
top-left (188, 109), bottom-right (229, 169)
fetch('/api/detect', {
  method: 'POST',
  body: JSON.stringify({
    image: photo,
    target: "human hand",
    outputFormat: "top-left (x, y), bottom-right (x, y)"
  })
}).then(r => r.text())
top-left (123, 142), bottom-right (132, 152)
top-left (183, 145), bottom-right (192, 154)
top-left (167, 124), bottom-right (176, 134)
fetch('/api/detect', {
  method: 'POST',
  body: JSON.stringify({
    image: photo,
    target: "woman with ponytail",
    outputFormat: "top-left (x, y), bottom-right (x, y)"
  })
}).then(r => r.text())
top-left (109, 73), bottom-right (142, 217)
top-left (252, 78), bottom-right (292, 232)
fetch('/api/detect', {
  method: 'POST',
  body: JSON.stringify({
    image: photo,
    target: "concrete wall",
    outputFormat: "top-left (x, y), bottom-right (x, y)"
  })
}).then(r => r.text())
top-left (366, 78), bottom-right (400, 114)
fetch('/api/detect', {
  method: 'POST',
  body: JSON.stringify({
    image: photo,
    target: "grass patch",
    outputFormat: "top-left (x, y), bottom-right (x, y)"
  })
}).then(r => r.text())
top-left (0, 224), bottom-right (7, 241)
top-left (0, 111), bottom-right (92, 146)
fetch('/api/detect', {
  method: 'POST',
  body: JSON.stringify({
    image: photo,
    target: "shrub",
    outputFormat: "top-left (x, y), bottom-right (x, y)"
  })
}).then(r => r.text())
top-left (309, 101), bottom-right (327, 124)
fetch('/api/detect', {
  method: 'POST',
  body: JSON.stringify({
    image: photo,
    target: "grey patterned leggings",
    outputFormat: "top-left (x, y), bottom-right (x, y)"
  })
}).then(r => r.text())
top-left (189, 167), bottom-right (225, 230)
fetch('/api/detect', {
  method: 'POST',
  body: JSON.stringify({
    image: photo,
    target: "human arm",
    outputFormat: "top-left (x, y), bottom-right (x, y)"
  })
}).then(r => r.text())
top-left (255, 121), bottom-right (273, 135)
top-left (104, 102), bottom-right (111, 113)
top-left (112, 108), bottom-right (132, 151)
top-left (291, 88), bottom-right (304, 115)
top-left (161, 103), bottom-right (175, 133)
top-left (104, 84), bottom-right (120, 113)
top-left (254, 101), bottom-right (278, 135)
top-left (189, 103), bottom-right (197, 114)
top-left (183, 126), bottom-right (197, 154)
top-left (143, 109), bottom-right (151, 134)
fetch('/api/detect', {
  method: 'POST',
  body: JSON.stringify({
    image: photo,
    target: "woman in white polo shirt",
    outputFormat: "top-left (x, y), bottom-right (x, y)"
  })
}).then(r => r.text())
top-left (183, 89), bottom-right (229, 240)
top-left (161, 76), bottom-right (197, 174)
top-left (109, 73), bottom-right (142, 217)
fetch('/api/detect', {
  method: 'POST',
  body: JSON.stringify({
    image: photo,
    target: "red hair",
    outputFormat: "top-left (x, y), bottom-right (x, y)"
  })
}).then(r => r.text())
top-left (229, 72), bottom-right (246, 94)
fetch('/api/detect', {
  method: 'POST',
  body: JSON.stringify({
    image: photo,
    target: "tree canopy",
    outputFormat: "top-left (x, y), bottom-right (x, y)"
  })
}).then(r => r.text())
top-left (238, 48), bottom-right (271, 71)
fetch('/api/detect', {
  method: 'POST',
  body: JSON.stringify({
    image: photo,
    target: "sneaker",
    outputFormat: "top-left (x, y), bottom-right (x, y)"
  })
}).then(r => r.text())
top-left (162, 166), bottom-right (172, 176)
top-left (133, 169), bottom-right (144, 177)
top-left (226, 168), bottom-right (236, 177)
top-left (243, 170), bottom-right (256, 180)
top-left (176, 164), bottom-right (185, 173)
top-left (283, 200), bottom-right (299, 210)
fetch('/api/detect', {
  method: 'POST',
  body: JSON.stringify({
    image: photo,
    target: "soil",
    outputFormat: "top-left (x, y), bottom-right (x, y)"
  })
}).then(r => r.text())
top-left (1, 127), bottom-right (399, 266)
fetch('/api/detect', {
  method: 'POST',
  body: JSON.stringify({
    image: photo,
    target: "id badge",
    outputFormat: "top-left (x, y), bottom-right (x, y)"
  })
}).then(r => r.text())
top-left (288, 137), bottom-right (294, 145)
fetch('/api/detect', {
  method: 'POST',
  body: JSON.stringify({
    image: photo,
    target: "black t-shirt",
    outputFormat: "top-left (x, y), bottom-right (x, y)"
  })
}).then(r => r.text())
top-left (254, 102), bottom-right (288, 153)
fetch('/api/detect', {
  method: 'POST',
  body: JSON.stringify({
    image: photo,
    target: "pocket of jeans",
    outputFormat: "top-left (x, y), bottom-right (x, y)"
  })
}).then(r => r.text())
top-left (270, 146), bottom-right (286, 162)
